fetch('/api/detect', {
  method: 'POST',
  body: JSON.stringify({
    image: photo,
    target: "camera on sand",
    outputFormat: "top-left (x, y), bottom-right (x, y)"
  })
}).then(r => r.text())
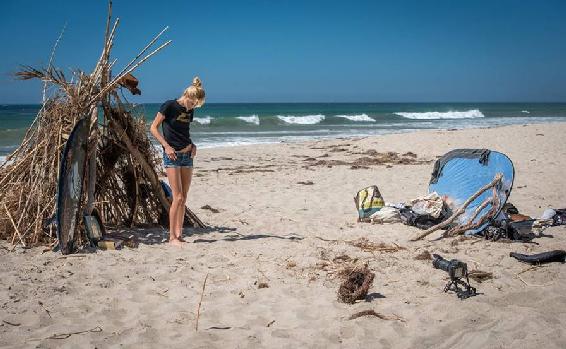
top-left (432, 254), bottom-right (477, 300)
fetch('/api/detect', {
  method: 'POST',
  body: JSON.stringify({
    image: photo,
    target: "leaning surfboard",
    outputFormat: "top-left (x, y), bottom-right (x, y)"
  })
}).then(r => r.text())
top-left (56, 118), bottom-right (89, 254)
top-left (429, 149), bottom-right (515, 235)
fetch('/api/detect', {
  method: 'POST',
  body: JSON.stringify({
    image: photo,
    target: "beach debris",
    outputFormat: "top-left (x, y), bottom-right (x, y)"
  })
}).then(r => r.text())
top-left (368, 207), bottom-right (402, 224)
top-left (468, 270), bottom-right (494, 283)
top-left (117, 73), bottom-right (141, 95)
top-left (347, 237), bottom-right (405, 253)
top-left (0, 2), bottom-right (204, 251)
top-left (354, 185), bottom-right (385, 221)
top-left (414, 250), bottom-right (432, 260)
top-left (510, 250), bottom-right (566, 264)
top-left (286, 260), bottom-right (297, 269)
top-left (195, 273), bottom-right (209, 331)
top-left (411, 173), bottom-right (503, 241)
top-left (416, 149), bottom-right (515, 239)
top-left (2, 320), bottom-right (21, 326)
top-left (267, 320), bottom-right (276, 327)
top-left (337, 264), bottom-right (375, 304)
top-left (38, 301), bottom-right (52, 318)
top-left (297, 180), bottom-right (314, 185)
top-left (257, 282), bottom-right (269, 289)
top-left (201, 205), bottom-right (221, 213)
top-left (303, 151), bottom-right (426, 170)
top-left (348, 310), bottom-right (405, 322)
top-left (402, 152), bottom-right (417, 158)
top-left (97, 238), bottom-right (123, 251)
top-left (44, 326), bottom-right (102, 340)
top-left (410, 192), bottom-right (445, 219)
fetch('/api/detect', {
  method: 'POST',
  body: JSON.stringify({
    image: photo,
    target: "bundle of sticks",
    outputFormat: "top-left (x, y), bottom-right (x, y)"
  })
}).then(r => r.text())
top-left (0, 1), bottom-right (203, 248)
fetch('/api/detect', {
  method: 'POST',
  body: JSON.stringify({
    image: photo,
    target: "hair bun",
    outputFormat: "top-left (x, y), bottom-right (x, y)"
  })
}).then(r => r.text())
top-left (192, 76), bottom-right (202, 88)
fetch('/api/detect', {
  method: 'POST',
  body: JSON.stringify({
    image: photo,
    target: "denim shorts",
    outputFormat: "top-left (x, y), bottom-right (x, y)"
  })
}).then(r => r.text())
top-left (163, 149), bottom-right (194, 168)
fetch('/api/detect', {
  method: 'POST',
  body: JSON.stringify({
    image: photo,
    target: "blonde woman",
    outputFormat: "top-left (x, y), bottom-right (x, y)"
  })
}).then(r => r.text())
top-left (150, 77), bottom-right (205, 246)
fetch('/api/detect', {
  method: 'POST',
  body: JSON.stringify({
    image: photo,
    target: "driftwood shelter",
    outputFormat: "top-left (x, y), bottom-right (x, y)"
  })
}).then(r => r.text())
top-left (0, 3), bottom-right (204, 253)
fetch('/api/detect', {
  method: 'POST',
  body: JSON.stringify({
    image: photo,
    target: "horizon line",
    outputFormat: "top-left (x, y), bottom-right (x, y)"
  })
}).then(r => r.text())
top-left (3, 101), bottom-right (566, 105)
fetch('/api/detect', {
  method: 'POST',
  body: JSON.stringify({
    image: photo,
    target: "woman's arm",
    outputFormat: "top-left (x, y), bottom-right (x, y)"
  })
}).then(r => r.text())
top-left (150, 112), bottom-right (177, 160)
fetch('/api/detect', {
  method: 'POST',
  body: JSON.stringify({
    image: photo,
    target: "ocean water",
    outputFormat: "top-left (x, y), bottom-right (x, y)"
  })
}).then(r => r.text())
top-left (2, 103), bottom-right (566, 163)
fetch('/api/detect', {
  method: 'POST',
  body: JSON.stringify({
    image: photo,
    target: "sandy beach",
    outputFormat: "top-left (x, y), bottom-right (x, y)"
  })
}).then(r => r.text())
top-left (1, 123), bottom-right (565, 348)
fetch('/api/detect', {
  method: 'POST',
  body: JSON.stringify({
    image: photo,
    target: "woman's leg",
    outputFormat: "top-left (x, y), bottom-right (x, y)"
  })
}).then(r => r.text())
top-left (165, 167), bottom-right (184, 245)
top-left (176, 167), bottom-right (193, 240)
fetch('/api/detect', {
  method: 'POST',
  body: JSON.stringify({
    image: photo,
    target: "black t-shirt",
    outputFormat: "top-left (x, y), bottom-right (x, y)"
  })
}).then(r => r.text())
top-left (159, 99), bottom-right (194, 150)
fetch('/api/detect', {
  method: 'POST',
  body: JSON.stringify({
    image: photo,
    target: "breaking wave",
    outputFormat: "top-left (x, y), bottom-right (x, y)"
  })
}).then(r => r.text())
top-left (236, 115), bottom-right (260, 125)
top-left (276, 114), bottom-right (325, 125)
top-left (395, 109), bottom-right (485, 120)
top-left (194, 116), bottom-right (213, 125)
top-left (334, 114), bottom-right (375, 122)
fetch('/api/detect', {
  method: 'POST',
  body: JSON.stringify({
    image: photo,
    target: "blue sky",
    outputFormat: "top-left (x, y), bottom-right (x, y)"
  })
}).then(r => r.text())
top-left (1, 0), bottom-right (566, 103)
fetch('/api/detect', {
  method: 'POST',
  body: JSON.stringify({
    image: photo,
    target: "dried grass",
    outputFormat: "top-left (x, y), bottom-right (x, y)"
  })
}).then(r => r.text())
top-left (347, 237), bottom-right (405, 253)
top-left (337, 263), bottom-right (375, 304)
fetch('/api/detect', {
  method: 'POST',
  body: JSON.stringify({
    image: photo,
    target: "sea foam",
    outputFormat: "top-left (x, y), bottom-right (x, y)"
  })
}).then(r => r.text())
top-left (395, 109), bottom-right (485, 120)
top-left (194, 116), bottom-right (213, 125)
top-left (276, 114), bottom-right (325, 125)
top-left (236, 115), bottom-right (260, 125)
top-left (334, 113), bottom-right (375, 122)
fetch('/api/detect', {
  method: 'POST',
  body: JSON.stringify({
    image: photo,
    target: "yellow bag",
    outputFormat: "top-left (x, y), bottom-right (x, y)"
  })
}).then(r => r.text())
top-left (354, 185), bottom-right (385, 220)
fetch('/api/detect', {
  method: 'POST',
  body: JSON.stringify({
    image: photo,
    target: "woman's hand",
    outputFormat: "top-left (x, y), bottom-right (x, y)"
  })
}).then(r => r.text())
top-left (164, 145), bottom-right (177, 161)
top-left (178, 144), bottom-right (197, 157)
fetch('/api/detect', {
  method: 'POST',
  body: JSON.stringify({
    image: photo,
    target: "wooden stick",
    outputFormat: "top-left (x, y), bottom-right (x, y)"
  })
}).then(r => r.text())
top-left (195, 273), bottom-right (209, 331)
top-left (43, 22), bottom-right (67, 104)
top-left (85, 107), bottom-right (98, 215)
top-left (112, 26), bottom-right (169, 81)
top-left (411, 173), bottom-right (502, 241)
top-left (3, 202), bottom-right (26, 247)
top-left (445, 196), bottom-right (493, 237)
top-left (89, 40), bottom-right (171, 105)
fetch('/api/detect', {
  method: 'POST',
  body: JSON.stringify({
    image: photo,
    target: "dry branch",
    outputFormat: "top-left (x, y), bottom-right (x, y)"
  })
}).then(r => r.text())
top-left (410, 173), bottom-right (503, 241)
top-left (195, 273), bottom-right (209, 331)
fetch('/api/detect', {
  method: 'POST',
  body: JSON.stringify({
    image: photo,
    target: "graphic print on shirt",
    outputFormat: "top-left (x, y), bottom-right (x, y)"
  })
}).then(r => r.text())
top-left (176, 112), bottom-right (191, 123)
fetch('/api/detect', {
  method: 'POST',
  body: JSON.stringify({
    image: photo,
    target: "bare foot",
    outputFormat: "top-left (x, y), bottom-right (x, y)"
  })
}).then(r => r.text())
top-left (169, 238), bottom-right (184, 247)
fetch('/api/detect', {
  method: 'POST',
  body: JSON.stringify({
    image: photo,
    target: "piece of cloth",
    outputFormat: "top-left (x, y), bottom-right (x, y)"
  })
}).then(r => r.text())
top-left (553, 209), bottom-right (566, 226)
top-left (510, 250), bottom-right (566, 264)
top-left (502, 202), bottom-right (519, 215)
top-left (399, 208), bottom-right (444, 230)
top-left (162, 149), bottom-right (193, 168)
top-left (410, 192), bottom-right (444, 219)
top-left (118, 73), bottom-right (141, 95)
top-left (160, 99), bottom-right (194, 151)
top-left (540, 208), bottom-right (556, 220)
top-left (482, 218), bottom-right (536, 242)
top-left (370, 207), bottom-right (402, 224)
